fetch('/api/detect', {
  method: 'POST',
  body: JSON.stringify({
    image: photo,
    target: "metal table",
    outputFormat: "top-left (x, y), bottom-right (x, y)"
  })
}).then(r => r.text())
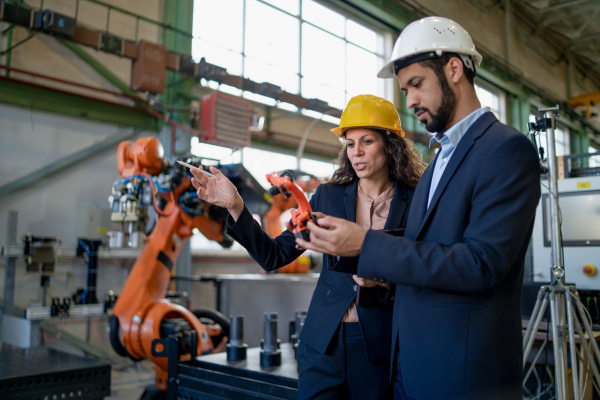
top-left (175, 343), bottom-right (298, 399)
top-left (0, 344), bottom-right (111, 399)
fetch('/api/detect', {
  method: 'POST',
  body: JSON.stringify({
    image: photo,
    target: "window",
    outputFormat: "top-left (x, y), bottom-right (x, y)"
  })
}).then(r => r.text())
top-left (589, 146), bottom-right (600, 168)
top-left (191, 138), bottom-right (334, 189)
top-left (192, 0), bottom-right (387, 118)
top-left (189, 138), bottom-right (335, 250)
top-left (475, 83), bottom-right (506, 123)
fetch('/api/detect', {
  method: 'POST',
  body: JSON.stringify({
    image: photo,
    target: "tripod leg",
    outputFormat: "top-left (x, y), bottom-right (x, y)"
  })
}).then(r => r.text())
top-left (523, 337), bottom-right (548, 388)
top-left (575, 298), bottom-right (600, 362)
top-left (571, 312), bottom-right (600, 394)
top-left (566, 292), bottom-right (581, 399)
top-left (572, 299), bottom-right (600, 391)
top-left (550, 288), bottom-right (570, 400)
top-left (524, 289), bottom-right (550, 367)
top-left (524, 288), bottom-right (548, 347)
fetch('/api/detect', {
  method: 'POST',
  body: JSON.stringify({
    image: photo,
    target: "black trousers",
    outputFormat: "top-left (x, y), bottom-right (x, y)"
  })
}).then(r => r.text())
top-left (296, 322), bottom-right (392, 400)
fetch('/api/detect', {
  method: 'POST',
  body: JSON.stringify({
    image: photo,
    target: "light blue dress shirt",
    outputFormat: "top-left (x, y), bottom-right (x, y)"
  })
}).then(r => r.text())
top-left (427, 107), bottom-right (491, 208)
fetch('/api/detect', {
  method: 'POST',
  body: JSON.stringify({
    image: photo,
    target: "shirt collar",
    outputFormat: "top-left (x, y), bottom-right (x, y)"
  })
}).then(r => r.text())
top-left (429, 107), bottom-right (490, 149)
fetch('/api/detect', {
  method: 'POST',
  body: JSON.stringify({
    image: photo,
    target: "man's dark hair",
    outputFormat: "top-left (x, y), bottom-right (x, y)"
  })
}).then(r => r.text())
top-left (419, 53), bottom-right (476, 86)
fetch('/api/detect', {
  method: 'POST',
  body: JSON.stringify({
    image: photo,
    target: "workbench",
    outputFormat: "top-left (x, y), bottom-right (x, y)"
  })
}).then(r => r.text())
top-left (0, 344), bottom-right (111, 399)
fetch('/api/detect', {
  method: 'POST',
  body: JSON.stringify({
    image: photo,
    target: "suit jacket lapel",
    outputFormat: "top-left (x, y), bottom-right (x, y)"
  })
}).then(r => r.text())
top-left (383, 182), bottom-right (409, 230)
top-left (343, 179), bottom-right (358, 223)
top-left (409, 155), bottom-right (436, 234)
top-left (416, 112), bottom-right (497, 238)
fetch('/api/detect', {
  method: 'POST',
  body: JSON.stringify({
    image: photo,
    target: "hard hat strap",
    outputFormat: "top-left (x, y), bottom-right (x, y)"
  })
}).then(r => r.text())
top-left (459, 55), bottom-right (475, 72)
top-left (393, 51), bottom-right (476, 75)
top-left (393, 52), bottom-right (439, 75)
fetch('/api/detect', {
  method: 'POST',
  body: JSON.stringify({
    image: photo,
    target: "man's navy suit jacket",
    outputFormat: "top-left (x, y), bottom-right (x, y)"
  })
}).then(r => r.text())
top-left (357, 112), bottom-right (541, 399)
top-left (227, 179), bottom-right (414, 364)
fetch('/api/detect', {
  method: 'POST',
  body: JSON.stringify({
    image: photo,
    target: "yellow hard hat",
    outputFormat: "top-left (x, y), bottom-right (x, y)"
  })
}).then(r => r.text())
top-left (331, 94), bottom-right (405, 137)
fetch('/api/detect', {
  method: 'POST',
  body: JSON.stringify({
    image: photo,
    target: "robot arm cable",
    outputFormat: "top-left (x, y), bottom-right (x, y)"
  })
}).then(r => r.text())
top-left (141, 172), bottom-right (175, 217)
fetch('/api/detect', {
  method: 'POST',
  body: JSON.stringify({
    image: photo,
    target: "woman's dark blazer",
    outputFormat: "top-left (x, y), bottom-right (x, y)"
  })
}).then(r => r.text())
top-left (226, 178), bottom-right (414, 364)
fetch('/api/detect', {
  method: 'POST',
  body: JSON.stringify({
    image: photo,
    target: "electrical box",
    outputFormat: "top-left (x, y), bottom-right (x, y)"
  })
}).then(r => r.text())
top-left (532, 175), bottom-right (600, 290)
top-left (1, 2), bottom-right (34, 27)
top-left (180, 55), bottom-right (197, 76)
top-left (100, 33), bottom-right (123, 56)
top-left (76, 208), bottom-right (111, 241)
top-left (200, 92), bottom-right (251, 148)
top-left (131, 40), bottom-right (166, 94)
top-left (33, 10), bottom-right (76, 38)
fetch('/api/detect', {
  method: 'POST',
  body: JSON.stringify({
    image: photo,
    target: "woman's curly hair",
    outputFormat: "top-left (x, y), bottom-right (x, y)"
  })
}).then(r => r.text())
top-left (325, 129), bottom-right (426, 189)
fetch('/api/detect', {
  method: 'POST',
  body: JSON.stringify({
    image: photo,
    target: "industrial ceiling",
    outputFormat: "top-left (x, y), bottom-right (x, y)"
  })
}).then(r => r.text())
top-left (393, 0), bottom-right (600, 137)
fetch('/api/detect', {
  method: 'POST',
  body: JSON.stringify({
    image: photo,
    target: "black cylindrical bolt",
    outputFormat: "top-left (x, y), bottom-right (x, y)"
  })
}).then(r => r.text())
top-left (292, 310), bottom-right (307, 360)
top-left (264, 312), bottom-right (278, 321)
top-left (226, 315), bottom-right (247, 361)
top-left (292, 310), bottom-right (307, 345)
top-left (260, 312), bottom-right (281, 367)
top-left (229, 315), bottom-right (244, 346)
top-left (295, 310), bottom-right (307, 335)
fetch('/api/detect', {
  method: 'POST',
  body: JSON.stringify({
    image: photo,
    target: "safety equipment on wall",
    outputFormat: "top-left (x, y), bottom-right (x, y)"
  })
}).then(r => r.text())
top-left (378, 16), bottom-right (483, 79)
top-left (330, 94), bottom-right (405, 137)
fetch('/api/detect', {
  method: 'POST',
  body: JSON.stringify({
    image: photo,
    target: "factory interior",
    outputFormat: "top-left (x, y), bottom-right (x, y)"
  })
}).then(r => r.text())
top-left (2, 0), bottom-right (600, 399)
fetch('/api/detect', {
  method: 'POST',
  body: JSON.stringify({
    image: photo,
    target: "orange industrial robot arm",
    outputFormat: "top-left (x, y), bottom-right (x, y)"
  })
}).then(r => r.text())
top-left (109, 137), bottom-right (231, 391)
top-left (266, 172), bottom-right (318, 242)
top-left (262, 171), bottom-right (319, 273)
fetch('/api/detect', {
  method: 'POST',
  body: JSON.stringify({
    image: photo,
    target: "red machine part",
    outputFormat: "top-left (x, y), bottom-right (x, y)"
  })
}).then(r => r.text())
top-left (263, 173), bottom-right (319, 273)
top-left (266, 173), bottom-right (318, 243)
top-left (200, 92), bottom-right (252, 148)
top-left (112, 138), bottom-right (228, 391)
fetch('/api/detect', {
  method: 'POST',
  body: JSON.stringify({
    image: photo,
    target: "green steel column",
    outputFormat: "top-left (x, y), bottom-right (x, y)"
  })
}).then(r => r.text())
top-left (163, 0), bottom-right (194, 296)
top-left (162, 0), bottom-right (194, 126)
top-left (5, 28), bottom-right (13, 77)
top-left (509, 95), bottom-right (531, 135)
top-left (571, 129), bottom-right (589, 155)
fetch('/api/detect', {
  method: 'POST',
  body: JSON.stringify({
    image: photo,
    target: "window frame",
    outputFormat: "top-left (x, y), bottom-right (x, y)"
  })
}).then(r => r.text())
top-left (474, 79), bottom-right (507, 124)
top-left (192, 0), bottom-right (393, 110)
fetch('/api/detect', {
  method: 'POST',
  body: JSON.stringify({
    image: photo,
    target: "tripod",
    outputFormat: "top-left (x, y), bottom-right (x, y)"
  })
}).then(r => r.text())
top-left (522, 106), bottom-right (600, 399)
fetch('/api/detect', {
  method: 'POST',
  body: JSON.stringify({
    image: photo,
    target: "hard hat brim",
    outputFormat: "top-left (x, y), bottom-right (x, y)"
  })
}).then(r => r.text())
top-left (378, 52), bottom-right (447, 79)
top-left (331, 127), bottom-right (344, 136)
top-left (377, 60), bottom-right (397, 79)
top-left (331, 126), bottom-right (405, 138)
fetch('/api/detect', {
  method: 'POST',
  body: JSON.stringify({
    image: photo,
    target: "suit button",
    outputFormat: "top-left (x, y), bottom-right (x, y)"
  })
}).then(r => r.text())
top-left (353, 285), bottom-right (357, 292)
top-left (372, 276), bottom-right (378, 280)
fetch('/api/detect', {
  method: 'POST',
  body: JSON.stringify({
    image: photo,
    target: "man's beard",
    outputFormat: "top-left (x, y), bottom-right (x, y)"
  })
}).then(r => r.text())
top-left (421, 74), bottom-right (457, 134)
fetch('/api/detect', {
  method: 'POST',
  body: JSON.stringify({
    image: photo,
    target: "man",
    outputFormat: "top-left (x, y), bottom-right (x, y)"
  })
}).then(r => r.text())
top-left (297, 16), bottom-right (541, 400)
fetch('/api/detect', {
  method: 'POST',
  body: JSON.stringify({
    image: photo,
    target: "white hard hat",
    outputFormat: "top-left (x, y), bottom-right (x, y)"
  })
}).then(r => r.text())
top-left (378, 16), bottom-right (483, 79)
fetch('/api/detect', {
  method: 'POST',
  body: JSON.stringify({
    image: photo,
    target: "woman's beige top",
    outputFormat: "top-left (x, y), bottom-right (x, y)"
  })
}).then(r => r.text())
top-left (342, 183), bottom-right (394, 322)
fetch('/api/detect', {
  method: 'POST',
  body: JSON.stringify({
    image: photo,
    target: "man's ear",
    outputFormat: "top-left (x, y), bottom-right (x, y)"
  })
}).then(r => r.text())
top-left (446, 57), bottom-right (464, 84)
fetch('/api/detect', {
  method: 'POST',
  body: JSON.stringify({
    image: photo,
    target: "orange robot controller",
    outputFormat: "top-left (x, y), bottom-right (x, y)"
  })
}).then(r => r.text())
top-left (266, 172), bottom-right (319, 242)
top-left (109, 137), bottom-right (233, 392)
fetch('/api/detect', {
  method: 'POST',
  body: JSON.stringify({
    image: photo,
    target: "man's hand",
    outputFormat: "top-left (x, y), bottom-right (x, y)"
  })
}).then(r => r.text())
top-left (296, 215), bottom-right (367, 257)
top-left (353, 275), bottom-right (390, 289)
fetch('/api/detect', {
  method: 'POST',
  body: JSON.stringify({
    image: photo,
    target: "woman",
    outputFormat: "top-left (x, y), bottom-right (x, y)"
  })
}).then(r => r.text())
top-left (189, 94), bottom-right (424, 399)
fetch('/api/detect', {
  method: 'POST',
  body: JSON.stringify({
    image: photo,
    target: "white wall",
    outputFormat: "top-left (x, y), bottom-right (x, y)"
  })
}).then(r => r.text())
top-left (0, 103), bottom-right (154, 250)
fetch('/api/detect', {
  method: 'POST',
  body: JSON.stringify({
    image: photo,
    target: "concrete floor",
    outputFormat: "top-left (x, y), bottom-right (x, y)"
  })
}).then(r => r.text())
top-left (106, 360), bottom-right (156, 400)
